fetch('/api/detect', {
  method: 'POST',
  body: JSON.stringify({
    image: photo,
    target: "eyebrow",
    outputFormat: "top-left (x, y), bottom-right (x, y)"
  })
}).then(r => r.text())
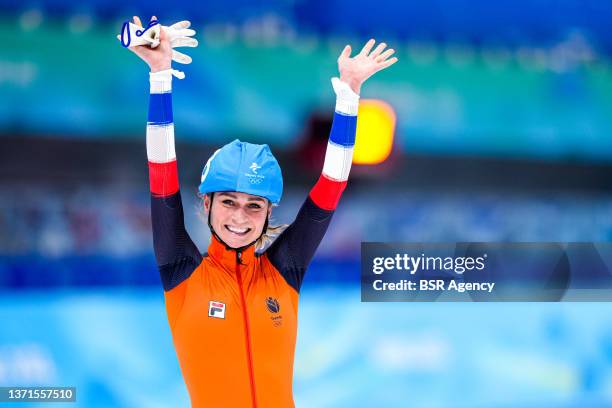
top-left (218, 193), bottom-right (266, 203)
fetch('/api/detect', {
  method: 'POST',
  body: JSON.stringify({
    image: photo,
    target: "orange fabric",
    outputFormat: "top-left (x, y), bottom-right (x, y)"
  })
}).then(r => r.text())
top-left (164, 235), bottom-right (300, 408)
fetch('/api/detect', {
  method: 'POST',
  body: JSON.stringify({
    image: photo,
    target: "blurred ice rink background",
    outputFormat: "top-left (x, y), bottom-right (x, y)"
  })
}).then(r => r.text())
top-left (1, 0), bottom-right (612, 406)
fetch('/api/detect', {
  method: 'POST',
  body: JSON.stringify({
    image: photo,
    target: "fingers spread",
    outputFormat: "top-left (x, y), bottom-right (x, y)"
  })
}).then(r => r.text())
top-left (369, 42), bottom-right (386, 58)
top-left (171, 37), bottom-right (199, 48)
top-left (380, 56), bottom-right (398, 69)
top-left (376, 48), bottom-right (395, 62)
top-left (338, 45), bottom-right (351, 61)
top-left (359, 38), bottom-right (376, 56)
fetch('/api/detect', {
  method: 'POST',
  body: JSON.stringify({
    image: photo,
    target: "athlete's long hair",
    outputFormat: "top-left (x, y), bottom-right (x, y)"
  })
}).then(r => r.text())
top-left (256, 222), bottom-right (289, 251)
top-left (196, 192), bottom-right (288, 252)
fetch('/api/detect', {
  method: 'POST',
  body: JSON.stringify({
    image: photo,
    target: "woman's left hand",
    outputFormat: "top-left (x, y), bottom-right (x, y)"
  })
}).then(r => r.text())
top-left (337, 39), bottom-right (398, 95)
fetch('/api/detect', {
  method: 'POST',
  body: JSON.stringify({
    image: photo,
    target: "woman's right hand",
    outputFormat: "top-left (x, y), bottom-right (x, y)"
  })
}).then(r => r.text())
top-left (127, 16), bottom-right (172, 73)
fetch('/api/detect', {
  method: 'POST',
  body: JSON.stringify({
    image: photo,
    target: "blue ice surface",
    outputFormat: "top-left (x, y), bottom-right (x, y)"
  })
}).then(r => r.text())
top-left (0, 286), bottom-right (611, 407)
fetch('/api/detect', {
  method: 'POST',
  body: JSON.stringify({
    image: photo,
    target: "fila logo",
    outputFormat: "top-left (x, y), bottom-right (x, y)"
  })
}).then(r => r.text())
top-left (208, 301), bottom-right (226, 319)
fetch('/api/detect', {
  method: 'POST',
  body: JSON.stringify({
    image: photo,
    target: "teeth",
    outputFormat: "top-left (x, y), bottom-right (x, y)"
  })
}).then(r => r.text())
top-left (226, 225), bottom-right (249, 234)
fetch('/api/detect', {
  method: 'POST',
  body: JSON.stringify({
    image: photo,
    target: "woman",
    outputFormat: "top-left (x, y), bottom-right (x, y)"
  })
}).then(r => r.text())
top-left (126, 16), bottom-right (397, 408)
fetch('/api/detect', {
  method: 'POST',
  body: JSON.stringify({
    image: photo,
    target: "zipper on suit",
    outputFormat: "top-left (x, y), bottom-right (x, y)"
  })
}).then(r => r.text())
top-left (235, 250), bottom-right (258, 408)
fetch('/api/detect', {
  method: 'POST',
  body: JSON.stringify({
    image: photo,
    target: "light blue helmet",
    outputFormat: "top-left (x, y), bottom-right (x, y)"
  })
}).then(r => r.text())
top-left (198, 139), bottom-right (283, 205)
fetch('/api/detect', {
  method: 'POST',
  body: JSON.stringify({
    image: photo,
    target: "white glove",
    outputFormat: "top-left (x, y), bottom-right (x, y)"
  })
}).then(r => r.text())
top-left (118, 20), bottom-right (198, 65)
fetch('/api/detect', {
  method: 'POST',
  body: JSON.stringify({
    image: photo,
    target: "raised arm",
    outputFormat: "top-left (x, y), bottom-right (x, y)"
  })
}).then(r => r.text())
top-left (148, 69), bottom-right (202, 292)
top-left (267, 39), bottom-right (398, 292)
top-left (310, 38), bottom-right (397, 208)
top-left (127, 16), bottom-right (202, 292)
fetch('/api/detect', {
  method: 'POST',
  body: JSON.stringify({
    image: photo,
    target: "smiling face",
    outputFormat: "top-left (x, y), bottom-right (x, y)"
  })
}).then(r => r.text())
top-left (204, 192), bottom-right (272, 249)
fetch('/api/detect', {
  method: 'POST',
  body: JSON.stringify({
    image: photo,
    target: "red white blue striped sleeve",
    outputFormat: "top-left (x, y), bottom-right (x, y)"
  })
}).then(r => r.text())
top-left (147, 70), bottom-right (202, 291)
top-left (308, 77), bottom-right (359, 210)
top-left (266, 78), bottom-right (359, 291)
top-left (148, 70), bottom-right (179, 197)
